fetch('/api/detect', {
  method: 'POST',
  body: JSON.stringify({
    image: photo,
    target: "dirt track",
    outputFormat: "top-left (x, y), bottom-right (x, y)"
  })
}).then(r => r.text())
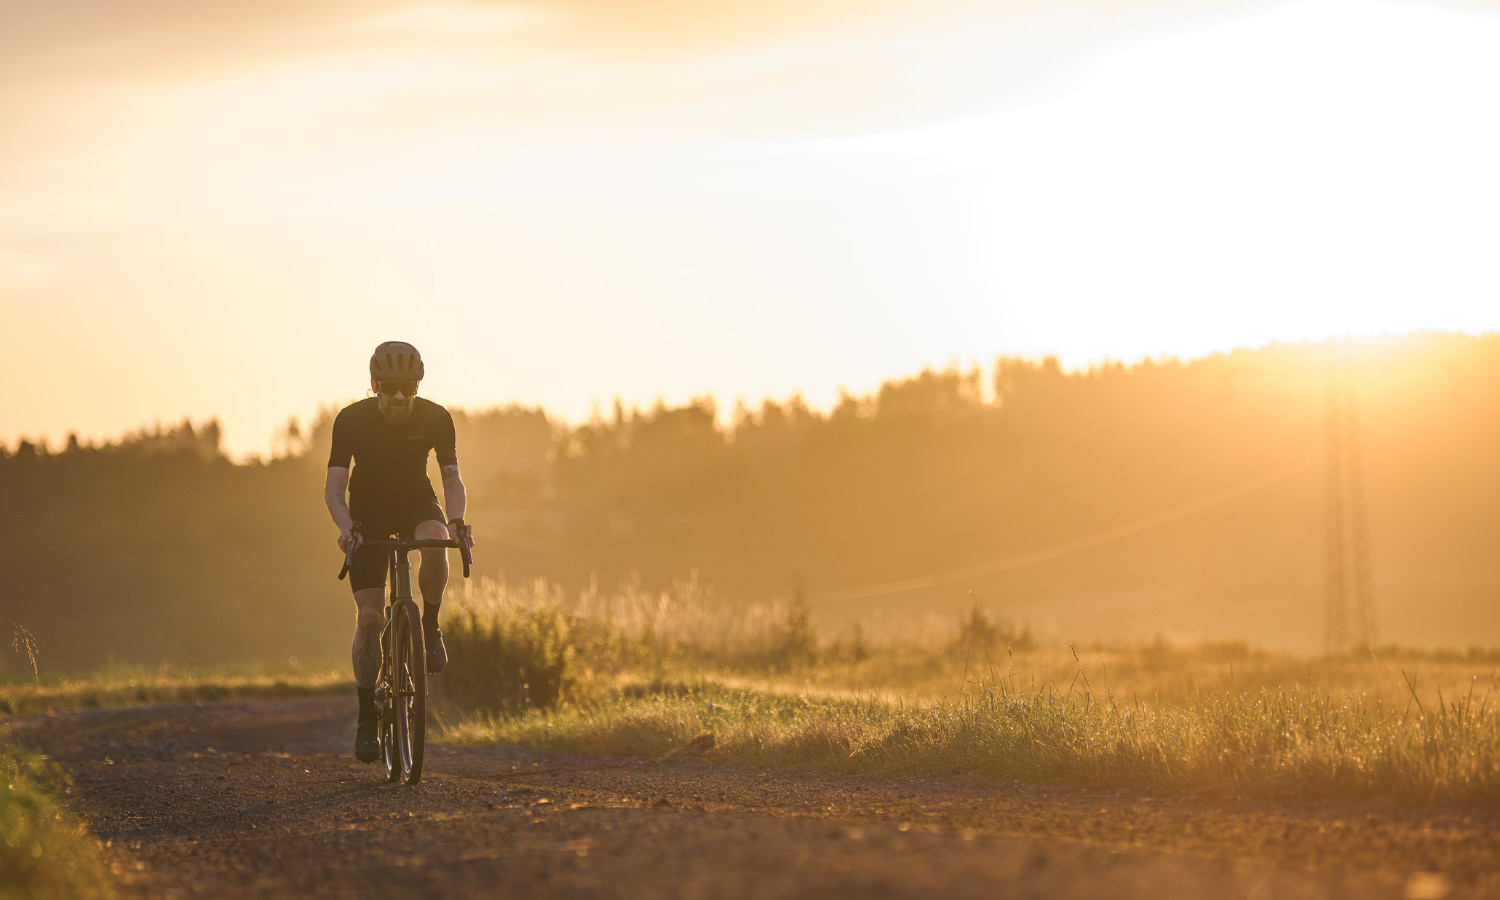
top-left (8, 695), bottom-right (1499, 899)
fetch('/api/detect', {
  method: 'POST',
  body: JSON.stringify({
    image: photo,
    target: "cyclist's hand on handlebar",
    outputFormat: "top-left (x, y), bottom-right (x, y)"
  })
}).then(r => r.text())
top-left (338, 528), bottom-right (364, 553)
top-left (447, 519), bottom-right (473, 549)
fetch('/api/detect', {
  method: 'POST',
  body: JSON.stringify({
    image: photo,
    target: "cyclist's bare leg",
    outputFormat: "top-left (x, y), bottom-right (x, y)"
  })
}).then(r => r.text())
top-left (414, 518), bottom-right (449, 620)
top-left (414, 518), bottom-right (451, 673)
top-left (352, 588), bottom-right (385, 689)
top-left (351, 587), bottom-right (385, 760)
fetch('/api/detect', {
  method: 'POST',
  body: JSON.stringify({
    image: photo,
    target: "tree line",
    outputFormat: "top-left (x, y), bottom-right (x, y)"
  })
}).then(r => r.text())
top-left (4, 331), bottom-right (1498, 672)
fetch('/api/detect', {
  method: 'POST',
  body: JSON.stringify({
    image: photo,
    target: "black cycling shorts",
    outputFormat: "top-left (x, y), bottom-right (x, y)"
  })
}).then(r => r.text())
top-left (348, 489), bottom-right (445, 592)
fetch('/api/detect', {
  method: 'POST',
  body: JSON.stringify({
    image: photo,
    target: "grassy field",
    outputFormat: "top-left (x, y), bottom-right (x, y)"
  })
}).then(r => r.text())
top-left (7, 582), bottom-right (1488, 809)
top-left (438, 578), bottom-right (1500, 808)
top-left (0, 662), bottom-right (352, 717)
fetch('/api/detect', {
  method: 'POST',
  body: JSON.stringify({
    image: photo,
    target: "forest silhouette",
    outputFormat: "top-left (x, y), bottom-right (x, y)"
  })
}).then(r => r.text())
top-left (4, 331), bottom-right (1498, 673)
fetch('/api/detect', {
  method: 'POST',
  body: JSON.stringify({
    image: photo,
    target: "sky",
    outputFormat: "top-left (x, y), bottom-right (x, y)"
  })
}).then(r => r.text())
top-left (4, 0), bottom-right (1499, 458)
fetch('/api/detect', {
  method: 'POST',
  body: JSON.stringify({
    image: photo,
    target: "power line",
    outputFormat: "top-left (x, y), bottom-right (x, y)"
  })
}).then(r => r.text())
top-left (811, 458), bottom-right (1319, 607)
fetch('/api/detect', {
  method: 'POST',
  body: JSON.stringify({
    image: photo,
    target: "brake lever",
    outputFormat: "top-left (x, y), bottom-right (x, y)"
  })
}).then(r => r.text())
top-left (337, 522), bottom-right (362, 580)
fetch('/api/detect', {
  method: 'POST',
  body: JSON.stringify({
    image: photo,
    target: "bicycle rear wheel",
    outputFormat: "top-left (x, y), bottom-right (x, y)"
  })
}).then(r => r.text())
top-left (389, 600), bottom-right (428, 785)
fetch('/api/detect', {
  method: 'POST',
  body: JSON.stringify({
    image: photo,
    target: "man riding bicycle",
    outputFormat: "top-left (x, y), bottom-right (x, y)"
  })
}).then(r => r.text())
top-left (323, 341), bottom-right (474, 762)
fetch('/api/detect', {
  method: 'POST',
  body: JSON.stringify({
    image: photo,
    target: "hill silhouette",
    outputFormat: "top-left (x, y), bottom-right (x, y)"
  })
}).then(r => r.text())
top-left (4, 332), bottom-right (1497, 673)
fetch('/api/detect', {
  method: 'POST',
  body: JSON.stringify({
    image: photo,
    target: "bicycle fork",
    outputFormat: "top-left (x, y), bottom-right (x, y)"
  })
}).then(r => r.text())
top-left (374, 549), bottom-right (419, 723)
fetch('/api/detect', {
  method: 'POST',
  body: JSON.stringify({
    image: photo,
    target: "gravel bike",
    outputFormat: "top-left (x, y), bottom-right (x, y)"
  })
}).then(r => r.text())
top-left (339, 525), bottom-right (471, 785)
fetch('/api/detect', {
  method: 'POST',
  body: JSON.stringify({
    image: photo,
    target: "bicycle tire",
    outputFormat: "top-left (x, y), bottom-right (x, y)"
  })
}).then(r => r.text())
top-left (381, 626), bottom-right (401, 784)
top-left (391, 601), bottom-right (427, 785)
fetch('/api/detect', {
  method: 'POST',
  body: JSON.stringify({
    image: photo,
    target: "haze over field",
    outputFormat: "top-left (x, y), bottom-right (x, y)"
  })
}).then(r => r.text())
top-left (4, 0), bottom-right (1500, 457)
top-left (4, 333), bottom-right (1500, 672)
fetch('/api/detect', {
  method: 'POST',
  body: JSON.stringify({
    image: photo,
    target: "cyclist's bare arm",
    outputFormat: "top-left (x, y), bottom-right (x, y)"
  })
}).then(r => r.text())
top-left (440, 463), bottom-right (472, 547)
top-left (324, 465), bottom-right (360, 551)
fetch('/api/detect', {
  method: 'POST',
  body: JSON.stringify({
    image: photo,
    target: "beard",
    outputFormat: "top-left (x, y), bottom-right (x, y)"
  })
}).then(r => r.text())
top-left (378, 396), bottom-right (415, 423)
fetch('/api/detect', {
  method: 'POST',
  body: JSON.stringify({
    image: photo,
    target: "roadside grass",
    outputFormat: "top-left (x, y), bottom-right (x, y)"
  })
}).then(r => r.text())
top-left (438, 578), bottom-right (1500, 808)
top-left (0, 643), bottom-right (346, 900)
top-left (445, 669), bottom-right (1500, 806)
top-left (0, 739), bottom-right (113, 899)
top-left (0, 663), bottom-right (352, 717)
top-left (0, 661), bottom-right (350, 899)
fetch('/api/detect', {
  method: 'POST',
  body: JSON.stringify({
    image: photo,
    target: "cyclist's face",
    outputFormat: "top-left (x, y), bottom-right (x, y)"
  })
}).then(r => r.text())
top-left (374, 379), bottom-right (418, 422)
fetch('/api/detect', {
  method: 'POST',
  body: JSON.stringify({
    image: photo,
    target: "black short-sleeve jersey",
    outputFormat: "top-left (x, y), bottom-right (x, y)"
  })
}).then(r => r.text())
top-left (327, 397), bottom-right (457, 505)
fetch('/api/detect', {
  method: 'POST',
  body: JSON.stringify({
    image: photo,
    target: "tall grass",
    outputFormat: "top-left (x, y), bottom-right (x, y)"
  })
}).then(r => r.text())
top-left (0, 741), bottom-right (114, 899)
top-left (442, 606), bottom-right (576, 714)
top-left (436, 575), bottom-right (848, 715)
top-left (438, 577), bottom-right (1500, 806)
top-left (446, 574), bottom-right (834, 670)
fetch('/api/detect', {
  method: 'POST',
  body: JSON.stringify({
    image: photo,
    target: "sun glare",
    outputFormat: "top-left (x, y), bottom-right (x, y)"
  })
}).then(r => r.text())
top-left (1030, 0), bottom-right (1500, 359)
top-left (796, 0), bottom-right (1500, 365)
top-left (4, 0), bottom-right (1500, 457)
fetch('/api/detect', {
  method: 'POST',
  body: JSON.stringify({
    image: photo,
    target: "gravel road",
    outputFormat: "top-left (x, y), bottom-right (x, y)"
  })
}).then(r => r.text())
top-left (9, 695), bottom-right (1498, 899)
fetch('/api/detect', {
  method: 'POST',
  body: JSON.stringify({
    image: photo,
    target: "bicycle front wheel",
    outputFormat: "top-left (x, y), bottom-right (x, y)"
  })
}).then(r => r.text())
top-left (390, 600), bottom-right (428, 785)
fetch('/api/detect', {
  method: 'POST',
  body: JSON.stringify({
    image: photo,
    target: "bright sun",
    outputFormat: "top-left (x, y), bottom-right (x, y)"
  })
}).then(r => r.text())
top-left (816, 0), bottom-right (1500, 365)
top-left (5, 0), bottom-right (1500, 458)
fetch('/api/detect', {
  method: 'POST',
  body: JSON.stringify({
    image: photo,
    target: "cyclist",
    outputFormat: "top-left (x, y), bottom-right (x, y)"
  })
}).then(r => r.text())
top-left (323, 341), bottom-right (474, 762)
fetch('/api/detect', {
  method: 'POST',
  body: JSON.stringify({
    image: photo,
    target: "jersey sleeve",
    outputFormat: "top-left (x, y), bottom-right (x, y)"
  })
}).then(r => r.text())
top-left (434, 406), bottom-right (458, 468)
top-left (327, 408), bottom-right (354, 468)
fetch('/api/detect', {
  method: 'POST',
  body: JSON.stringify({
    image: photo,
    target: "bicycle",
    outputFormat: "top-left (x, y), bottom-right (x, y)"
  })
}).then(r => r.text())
top-left (339, 524), bottom-right (472, 785)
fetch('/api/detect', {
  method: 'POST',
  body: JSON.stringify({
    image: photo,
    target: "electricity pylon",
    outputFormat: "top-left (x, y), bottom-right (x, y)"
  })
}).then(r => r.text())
top-left (1323, 340), bottom-right (1376, 654)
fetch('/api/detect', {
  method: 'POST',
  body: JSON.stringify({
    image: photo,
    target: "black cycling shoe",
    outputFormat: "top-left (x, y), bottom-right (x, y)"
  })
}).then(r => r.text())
top-left (354, 716), bottom-right (380, 763)
top-left (425, 628), bottom-right (447, 675)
